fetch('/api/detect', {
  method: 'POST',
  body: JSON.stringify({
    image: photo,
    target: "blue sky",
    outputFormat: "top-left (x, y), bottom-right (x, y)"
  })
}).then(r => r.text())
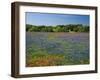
top-left (26, 12), bottom-right (89, 26)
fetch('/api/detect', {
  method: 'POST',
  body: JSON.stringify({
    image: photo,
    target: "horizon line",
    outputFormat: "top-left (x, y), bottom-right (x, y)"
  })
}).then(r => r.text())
top-left (26, 24), bottom-right (89, 27)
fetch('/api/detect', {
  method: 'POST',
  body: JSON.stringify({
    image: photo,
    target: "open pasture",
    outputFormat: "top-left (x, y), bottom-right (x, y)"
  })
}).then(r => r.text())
top-left (26, 32), bottom-right (89, 67)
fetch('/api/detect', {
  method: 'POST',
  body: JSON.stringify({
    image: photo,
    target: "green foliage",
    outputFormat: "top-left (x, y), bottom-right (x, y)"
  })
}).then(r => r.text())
top-left (26, 24), bottom-right (89, 32)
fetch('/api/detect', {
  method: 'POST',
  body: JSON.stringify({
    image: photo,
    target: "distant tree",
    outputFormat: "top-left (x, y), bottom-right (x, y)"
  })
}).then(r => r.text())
top-left (26, 24), bottom-right (33, 31)
top-left (26, 24), bottom-right (89, 32)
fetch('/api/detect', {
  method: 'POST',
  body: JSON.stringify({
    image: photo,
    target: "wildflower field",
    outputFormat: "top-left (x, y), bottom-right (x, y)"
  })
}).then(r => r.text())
top-left (26, 32), bottom-right (89, 67)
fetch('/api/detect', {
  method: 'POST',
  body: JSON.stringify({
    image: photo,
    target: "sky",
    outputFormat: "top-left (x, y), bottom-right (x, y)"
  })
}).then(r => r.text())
top-left (26, 12), bottom-right (89, 26)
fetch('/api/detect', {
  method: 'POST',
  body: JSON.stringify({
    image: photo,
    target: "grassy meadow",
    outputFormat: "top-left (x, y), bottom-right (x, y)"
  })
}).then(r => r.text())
top-left (26, 32), bottom-right (89, 67)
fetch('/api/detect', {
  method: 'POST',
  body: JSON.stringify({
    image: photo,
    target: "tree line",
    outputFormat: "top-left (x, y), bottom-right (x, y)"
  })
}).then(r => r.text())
top-left (26, 24), bottom-right (89, 32)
